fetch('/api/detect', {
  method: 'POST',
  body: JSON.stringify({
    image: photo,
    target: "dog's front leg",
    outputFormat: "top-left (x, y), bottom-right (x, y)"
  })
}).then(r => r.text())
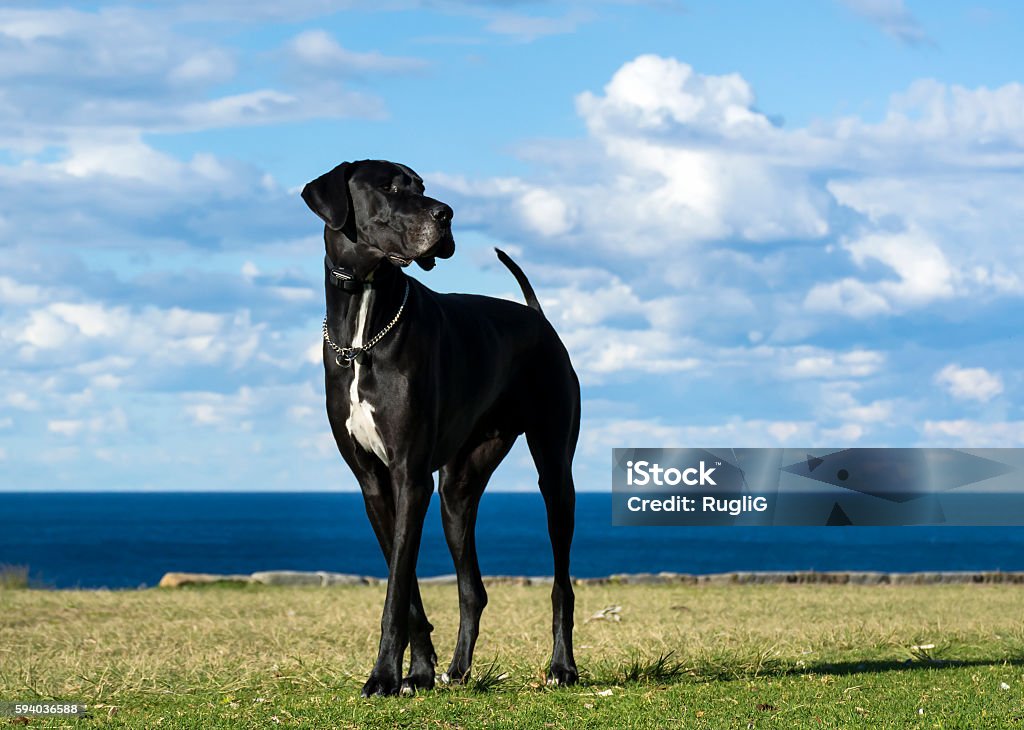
top-left (362, 472), bottom-right (433, 697)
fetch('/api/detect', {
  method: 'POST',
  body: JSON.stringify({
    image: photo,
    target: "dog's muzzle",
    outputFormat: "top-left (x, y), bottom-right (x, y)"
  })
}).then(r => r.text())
top-left (391, 205), bottom-right (455, 270)
top-left (412, 232), bottom-right (455, 271)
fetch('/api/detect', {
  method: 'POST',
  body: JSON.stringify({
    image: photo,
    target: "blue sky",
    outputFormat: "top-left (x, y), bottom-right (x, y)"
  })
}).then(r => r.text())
top-left (2, 0), bottom-right (1023, 492)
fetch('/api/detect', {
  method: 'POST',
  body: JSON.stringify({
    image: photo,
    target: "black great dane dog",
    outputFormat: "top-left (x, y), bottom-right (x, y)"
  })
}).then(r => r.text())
top-left (301, 159), bottom-right (580, 697)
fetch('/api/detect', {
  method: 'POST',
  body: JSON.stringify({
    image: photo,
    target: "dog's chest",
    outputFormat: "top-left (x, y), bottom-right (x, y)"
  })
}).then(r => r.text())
top-left (344, 287), bottom-right (389, 465)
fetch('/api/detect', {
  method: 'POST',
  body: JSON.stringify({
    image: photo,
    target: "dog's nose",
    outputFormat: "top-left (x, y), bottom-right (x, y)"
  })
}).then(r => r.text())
top-left (430, 204), bottom-right (453, 224)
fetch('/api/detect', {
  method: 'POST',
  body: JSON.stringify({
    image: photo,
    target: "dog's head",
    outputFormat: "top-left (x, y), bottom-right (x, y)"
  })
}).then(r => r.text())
top-left (301, 159), bottom-right (455, 272)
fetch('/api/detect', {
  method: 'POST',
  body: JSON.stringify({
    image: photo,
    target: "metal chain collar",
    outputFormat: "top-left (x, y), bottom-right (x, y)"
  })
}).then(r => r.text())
top-left (322, 280), bottom-right (410, 367)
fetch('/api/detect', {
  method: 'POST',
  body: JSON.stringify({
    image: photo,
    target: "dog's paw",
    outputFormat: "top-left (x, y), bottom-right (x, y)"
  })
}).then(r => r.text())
top-left (440, 665), bottom-right (471, 686)
top-left (400, 668), bottom-right (435, 695)
top-left (361, 668), bottom-right (402, 697)
top-left (546, 662), bottom-right (579, 687)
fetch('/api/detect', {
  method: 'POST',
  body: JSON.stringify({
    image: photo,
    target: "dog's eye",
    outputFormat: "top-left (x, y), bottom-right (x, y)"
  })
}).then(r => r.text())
top-left (381, 184), bottom-right (399, 194)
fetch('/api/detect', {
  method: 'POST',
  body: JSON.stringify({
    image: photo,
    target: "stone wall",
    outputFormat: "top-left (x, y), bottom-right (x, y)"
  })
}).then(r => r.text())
top-left (157, 570), bottom-right (1024, 588)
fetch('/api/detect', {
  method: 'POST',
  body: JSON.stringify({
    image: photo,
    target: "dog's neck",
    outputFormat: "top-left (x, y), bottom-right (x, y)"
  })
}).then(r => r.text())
top-left (324, 231), bottom-right (385, 281)
top-left (324, 246), bottom-right (406, 348)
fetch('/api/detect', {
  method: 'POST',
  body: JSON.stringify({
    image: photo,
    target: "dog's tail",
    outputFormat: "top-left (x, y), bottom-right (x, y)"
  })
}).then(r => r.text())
top-left (495, 248), bottom-right (544, 316)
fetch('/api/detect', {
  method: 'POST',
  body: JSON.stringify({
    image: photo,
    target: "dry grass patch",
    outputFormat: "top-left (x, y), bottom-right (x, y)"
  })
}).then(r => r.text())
top-left (2, 583), bottom-right (1024, 727)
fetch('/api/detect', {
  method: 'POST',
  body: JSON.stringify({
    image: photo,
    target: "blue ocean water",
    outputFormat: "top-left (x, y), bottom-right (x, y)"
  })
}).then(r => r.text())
top-left (2, 492), bottom-right (1024, 589)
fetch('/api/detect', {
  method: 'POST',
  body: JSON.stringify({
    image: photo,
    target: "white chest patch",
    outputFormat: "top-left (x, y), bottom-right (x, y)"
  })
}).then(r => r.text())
top-left (345, 285), bottom-right (389, 465)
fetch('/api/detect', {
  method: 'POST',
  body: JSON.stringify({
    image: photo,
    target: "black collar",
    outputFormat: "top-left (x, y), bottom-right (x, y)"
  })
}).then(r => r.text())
top-left (325, 253), bottom-right (376, 293)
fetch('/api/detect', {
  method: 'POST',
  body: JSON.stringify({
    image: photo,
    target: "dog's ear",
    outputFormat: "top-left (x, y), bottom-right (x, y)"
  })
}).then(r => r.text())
top-left (301, 162), bottom-right (352, 231)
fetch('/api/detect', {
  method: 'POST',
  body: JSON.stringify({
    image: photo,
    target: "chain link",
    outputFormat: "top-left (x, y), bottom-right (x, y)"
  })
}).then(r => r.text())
top-left (322, 280), bottom-right (410, 366)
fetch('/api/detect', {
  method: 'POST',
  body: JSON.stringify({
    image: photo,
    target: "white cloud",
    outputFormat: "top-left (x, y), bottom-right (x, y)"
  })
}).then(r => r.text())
top-left (287, 30), bottom-right (427, 73)
top-left (803, 278), bottom-right (892, 318)
top-left (0, 134), bottom-right (306, 260)
top-left (91, 374), bottom-right (123, 390)
top-left (553, 310), bottom-right (886, 385)
top-left (839, 80), bottom-right (1024, 165)
top-left (806, 227), bottom-right (956, 316)
top-left (269, 286), bottom-right (315, 302)
top-left (178, 88), bottom-right (384, 132)
top-left (0, 8), bottom-right (201, 79)
top-left (61, 136), bottom-right (186, 182)
top-left (518, 188), bottom-right (576, 237)
top-left (47, 408), bottom-right (126, 438)
top-left (18, 308), bottom-right (76, 349)
top-left (922, 420), bottom-right (1024, 446)
top-left (441, 55), bottom-right (1024, 344)
top-left (839, 0), bottom-right (930, 45)
top-left (182, 383), bottom-right (324, 437)
top-left (562, 327), bottom-right (700, 382)
top-left (49, 303), bottom-right (125, 337)
top-left (437, 56), bottom-right (833, 256)
top-left (172, 1), bottom-right (371, 23)
top-left (822, 423), bottom-right (865, 442)
top-left (185, 387), bottom-right (255, 427)
top-left (934, 364), bottom-right (1004, 403)
top-left (480, 253), bottom-right (888, 385)
top-left (548, 284), bottom-right (641, 326)
top-left (825, 174), bottom-right (1024, 300)
top-left (573, 56), bottom-right (829, 247)
top-left (842, 401), bottom-right (892, 423)
top-left (0, 276), bottom-right (46, 305)
top-left (11, 300), bottom-right (262, 368)
top-left (306, 339), bottom-right (324, 365)
top-left (48, 419), bottom-right (83, 437)
top-left (817, 383), bottom-right (896, 424)
top-left (0, 7), bottom-right (385, 151)
top-left (484, 10), bottom-right (592, 41)
top-left (578, 55), bottom-right (772, 137)
top-left (779, 349), bottom-right (886, 379)
top-left (581, 416), bottom-right (848, 457)
top-left (847, 229), bottom-right (955, 304)
top-left (287, 405), bottom-right (315, 422)
top-left (167, 50), bottom-right (236, 86)
top-left (6, 392), bottom-right (39, 410)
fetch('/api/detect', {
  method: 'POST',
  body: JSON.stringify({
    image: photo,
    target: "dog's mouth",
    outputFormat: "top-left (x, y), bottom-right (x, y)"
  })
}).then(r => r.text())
top-left (428, 231), bottom-right (455, 261)
top-left (386, 252), bottom-right (435, 270)
top-left (387, 231), bottom-right (455, 272)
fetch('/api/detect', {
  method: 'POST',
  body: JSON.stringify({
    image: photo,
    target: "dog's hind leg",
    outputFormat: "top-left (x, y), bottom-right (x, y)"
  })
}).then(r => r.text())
top-left (354, 458), bottom-right (437, 694)
top-left (525, 379), bottom-right (580, 687)
top-left (438, 432), bottom-right (517, 684)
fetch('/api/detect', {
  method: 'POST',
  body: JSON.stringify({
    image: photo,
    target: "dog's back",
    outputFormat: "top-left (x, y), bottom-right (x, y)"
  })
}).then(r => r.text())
top-left (405, 260), bottom-right (578, 470)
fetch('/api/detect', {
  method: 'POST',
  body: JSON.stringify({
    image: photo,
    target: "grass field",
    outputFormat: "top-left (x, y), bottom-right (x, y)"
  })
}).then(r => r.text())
top-left (3, 582), bottom-right (1024, 728)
